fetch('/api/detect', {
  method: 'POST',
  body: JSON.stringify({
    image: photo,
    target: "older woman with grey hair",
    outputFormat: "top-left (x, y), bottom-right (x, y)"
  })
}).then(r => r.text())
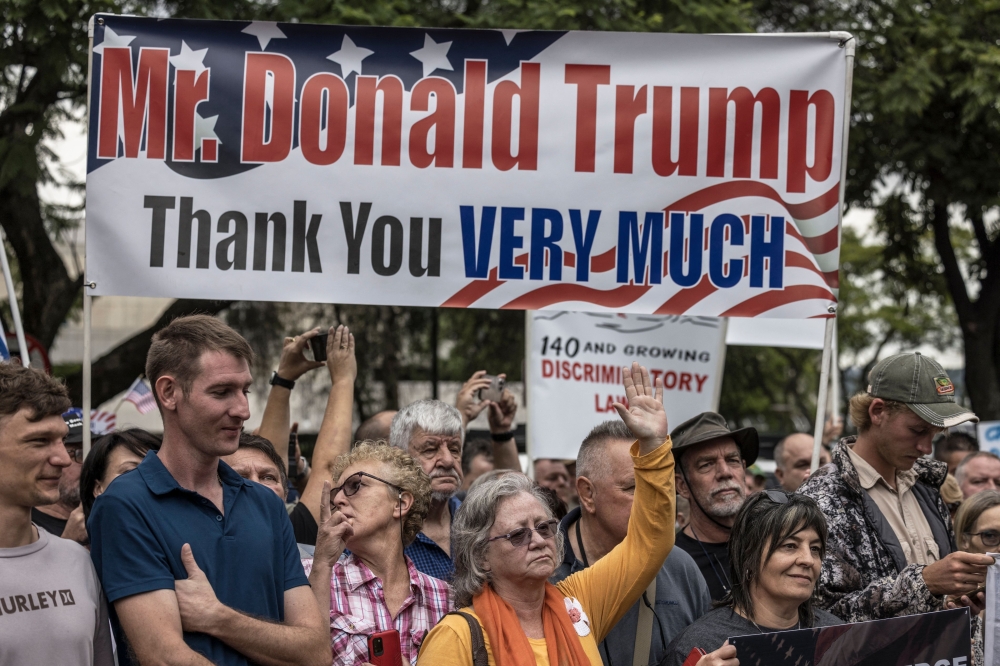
top-left (418, 363), bottom-right (675, 666)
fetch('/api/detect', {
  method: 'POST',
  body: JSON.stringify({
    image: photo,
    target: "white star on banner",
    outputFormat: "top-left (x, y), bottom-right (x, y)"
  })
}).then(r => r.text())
top-left (92, 26), bottom-right (135, 56)
top-left (169, 41), bottom-right (209, 75)
top-left (498, 29), bottom-right (525, 45)
top-left (194, 113), bottom-right (221, 147)
top-left (326, 35), bottom-right (373, 78)
top-left (409, 34), bottom-right (454, 78)
top-left (242, 21), bottom-right (286, 50)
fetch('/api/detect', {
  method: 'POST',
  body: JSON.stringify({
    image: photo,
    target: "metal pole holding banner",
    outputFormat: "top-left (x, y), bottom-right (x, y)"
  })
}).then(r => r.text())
top-left (0, 229), bottom-right (29, 367)
top-left (83, 17), bottom-right (95, 457)
top-left (811, 31), bottom-right (854, 473)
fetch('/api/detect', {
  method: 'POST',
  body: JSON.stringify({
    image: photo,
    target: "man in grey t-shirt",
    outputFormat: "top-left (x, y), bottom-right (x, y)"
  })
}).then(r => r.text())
top-left (0, 363), bottom-right (113, 666)
top-left (550, 421), bottom-right (712, 666)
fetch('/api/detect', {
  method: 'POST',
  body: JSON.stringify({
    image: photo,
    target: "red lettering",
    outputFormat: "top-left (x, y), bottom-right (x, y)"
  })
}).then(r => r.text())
top-left (492, 63), bottom-right (540, 171)
top-left (652, 86), bottom-right (699, 177)
top-left (462, 60), bottom-right (486, 169)
top-left (595, 394), bottom-right (604, 412)
top-left (542, 359), bottom-right (553, 378)
top-left (600, 365), bottom-right (617, 384)
top-left (409, 77), bottom-right (456, 168)
top-left (299, 73), bottom-right (349, 166)
top-left (613, 85), bottom-right (647, 174)
top-left (664, 371), bottom-right (677, 389)
top-left (355, 75), bottom-right (404, 166)
top-left (650, 369), bottom-right (663, 386)
top-left (695, 374), bottom-right (708, 392)
top-left (679, 372), bottom-right (692, 391)
top-left (787, 89), bottom-right (835, 193)
top-left (583, 364), bottom-right (595, 382)
top-left (604, 395), bottom-right (616, 412)
top-left (241, 53), bottom-right (295, 163)
top-left (172, 70), bottom-right (209, 162)
top-left (572, 362), bottom-right (582, 381)
top-left (565, 64), bottom-right (611, 172)
top-left (560, 361), bottom-right (570, 378)
top-left (98, 47), bottom-right (169, 159)
top-left (707, 87), bottom-right (780, 180)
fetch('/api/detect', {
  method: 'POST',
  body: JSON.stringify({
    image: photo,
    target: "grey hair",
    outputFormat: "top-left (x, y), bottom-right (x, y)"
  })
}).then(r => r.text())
top-left (452, 473), bottom-right (565, 607)
top-left (389, 400), bottom-right (465, 452)
top-left (955, 451), bottom-right (1000, 485)
top-left (576, 420), bottom-right (634, 480)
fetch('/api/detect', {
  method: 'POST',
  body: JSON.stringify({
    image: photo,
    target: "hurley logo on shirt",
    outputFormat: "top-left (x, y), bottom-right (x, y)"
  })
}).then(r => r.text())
top-left (0, 590), bottom-right (76, 616)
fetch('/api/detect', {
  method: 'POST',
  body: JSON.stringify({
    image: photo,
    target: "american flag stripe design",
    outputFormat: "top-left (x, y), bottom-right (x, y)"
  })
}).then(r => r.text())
top-left (124, 377), bottom-right (158, 414)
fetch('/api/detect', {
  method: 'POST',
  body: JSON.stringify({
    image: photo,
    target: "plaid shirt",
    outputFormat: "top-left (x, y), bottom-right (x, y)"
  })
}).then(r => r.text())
top-left (305, 553), bottom-right (452, 666)
top-left (403, 496), bottom-right (461, 580)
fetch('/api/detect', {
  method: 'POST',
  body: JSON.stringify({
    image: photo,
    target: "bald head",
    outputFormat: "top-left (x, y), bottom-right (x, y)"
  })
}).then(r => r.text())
top-left (354, 410), bottom-right (397, 445)
top-left (774, 432), bottom-right (829, 492)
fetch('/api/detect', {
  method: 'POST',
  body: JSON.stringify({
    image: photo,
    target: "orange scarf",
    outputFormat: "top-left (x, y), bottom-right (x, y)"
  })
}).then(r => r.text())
top-left (472, 582), bottom-right (591, 666)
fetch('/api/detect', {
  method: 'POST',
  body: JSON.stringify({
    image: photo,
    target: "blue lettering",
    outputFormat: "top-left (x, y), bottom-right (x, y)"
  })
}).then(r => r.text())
top-left (569, 210), bottom-right (600, 282)
top-left (616, 212), bottom-right (663, 284)
top-left (529, 208), bottom-right (563, 281)
top-left (708, 213), bottom-right (744, 288)
top-left (460, 206), bottom-right (496, 279)
top-left (750, 215), bottom-right (784, 288)
top-left (668, 212), bottom-right (703, 288)
top-left (499, 207), bottom-right (525, 280)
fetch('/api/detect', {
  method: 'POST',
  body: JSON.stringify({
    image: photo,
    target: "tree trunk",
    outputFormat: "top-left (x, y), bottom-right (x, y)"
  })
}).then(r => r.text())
top-left (64, 299), bottom-right (232, 405)
top-left (961, 305), bottom-right (1000, 421)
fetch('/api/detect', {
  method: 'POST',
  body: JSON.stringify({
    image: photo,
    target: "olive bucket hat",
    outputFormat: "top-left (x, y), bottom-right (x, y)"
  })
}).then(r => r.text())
top-left (867, 352), bottom-right (977, 428)
top-left (669, 412), bottom-right (759, 467)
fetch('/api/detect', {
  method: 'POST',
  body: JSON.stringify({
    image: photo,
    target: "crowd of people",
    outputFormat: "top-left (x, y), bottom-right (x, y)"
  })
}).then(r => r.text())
top-left (0, 314), bottom-right (994, 666)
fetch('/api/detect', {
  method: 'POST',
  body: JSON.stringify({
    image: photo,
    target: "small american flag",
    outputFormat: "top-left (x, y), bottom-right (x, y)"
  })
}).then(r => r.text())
top-left (123, 377), bottom-right (157, 414)
top-left (0, 323), bottom-right (8, 361)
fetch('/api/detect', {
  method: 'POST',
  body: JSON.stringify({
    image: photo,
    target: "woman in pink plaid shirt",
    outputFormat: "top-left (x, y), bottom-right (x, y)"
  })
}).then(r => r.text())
top-left (303, 441), bottom-right (453, 666)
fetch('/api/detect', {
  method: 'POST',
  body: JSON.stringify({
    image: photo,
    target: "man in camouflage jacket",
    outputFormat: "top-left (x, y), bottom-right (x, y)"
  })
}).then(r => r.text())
top-left (800, 436), bottom-right (953, 621)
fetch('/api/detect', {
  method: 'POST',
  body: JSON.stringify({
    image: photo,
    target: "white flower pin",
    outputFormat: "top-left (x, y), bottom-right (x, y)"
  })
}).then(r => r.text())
top-left (564, 597), bottom-right (591, 637)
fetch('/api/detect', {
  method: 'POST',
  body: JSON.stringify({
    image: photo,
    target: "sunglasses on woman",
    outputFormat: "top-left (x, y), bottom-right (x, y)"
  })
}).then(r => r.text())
top-left (489, 519), bottom-right (560, 548)
top-left (967, 529), bottom-right (1000, 548)
top-left (332, 471), bottom-right (401, 499)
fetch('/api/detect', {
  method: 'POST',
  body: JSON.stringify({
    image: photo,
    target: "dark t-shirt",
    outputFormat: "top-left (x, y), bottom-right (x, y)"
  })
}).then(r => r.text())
top-left (31, 508), bottom-right (67, 537)
top-left (674, 531), bottom-right (731, 602)
top-left (660, 606), bottom-right (844, 666)
top-left (289, 501), bottom-right (318, 546)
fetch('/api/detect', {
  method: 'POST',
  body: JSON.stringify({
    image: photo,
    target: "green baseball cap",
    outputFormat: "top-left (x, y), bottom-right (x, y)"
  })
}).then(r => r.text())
top-left (867, 352), bottom-right (978, 428)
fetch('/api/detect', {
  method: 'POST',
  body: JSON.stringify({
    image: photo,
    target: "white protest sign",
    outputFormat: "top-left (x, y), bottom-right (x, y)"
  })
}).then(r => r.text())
top-left (85, 16), bottom-right (849, 317)
top-left (980, 421), bottom-right (1000, 456)
top-left (526, 311), bottom-right (725, 460)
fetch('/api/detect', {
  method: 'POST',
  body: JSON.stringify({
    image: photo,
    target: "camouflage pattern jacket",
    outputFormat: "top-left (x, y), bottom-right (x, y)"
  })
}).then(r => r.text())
top-left (798, 437), bottom-right (954, 622)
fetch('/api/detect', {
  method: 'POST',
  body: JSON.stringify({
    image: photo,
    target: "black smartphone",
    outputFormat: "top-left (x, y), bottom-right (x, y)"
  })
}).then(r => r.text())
top-left (309, 332), bottom-right (329, 362)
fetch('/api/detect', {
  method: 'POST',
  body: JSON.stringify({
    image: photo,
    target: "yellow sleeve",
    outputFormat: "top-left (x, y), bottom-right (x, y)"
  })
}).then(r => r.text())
top-left (555, 437), bottom-right (675, 642)
top-left (417, 611), bottom-right (482, 666)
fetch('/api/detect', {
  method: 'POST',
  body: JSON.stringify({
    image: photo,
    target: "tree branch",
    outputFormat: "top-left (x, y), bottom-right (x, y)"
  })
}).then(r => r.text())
top-left (929, 197), bottom-right (973, 322)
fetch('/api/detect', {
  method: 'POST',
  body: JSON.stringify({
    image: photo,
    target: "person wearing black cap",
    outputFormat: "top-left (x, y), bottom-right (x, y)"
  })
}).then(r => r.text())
top-left (31, 410), bottom-right (89, 545)
top-left (671, 412), bottom-right (759, 602)
top-left (799, 352), bottom-right (994, 623)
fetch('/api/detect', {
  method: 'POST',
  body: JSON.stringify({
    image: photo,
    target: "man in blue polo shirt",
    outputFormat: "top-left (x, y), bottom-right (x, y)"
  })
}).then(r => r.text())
top-left (88, 315), bottom-right (328, 666)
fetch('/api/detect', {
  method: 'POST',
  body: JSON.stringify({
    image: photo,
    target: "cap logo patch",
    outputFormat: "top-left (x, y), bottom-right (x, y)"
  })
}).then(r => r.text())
top-left (934, 376), bottom-right (955, 395)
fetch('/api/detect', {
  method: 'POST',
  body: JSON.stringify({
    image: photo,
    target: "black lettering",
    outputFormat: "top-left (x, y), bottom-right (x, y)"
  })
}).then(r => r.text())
top-left (371, 215), bottom-right (403, 276)
top-left (216, 212), bottom-right (248, 271)
top-left (27, 594), bottom-right (39, 611)
top-left (1, 597), bottom-right (15, 614)
top-left (408, 217), bottom-right (442, 277)
top-left (178, 197), bottom-right (211, 269)
top-left (58, 590), bottom-right (75, 606)
top-left (698, 351), bottom-right (710, 362)
top-left (292, 201), bottom-right (322, 273)
top-left (144, 195), bottom-right (175, 268)
top-left (36, 592), bottom-right (48, 609)
top-left (15, 596), bottom-right (28, 612)
top-left (663, 349), bottom-right (677, 359)
top-left (684, 350), bottom-right (697, 361)
top-left (253, 213), bottom-right (286, 271)
top-left (341, 202), bottom-right (371, 274)
top-left (45, 591), bottom-right (58, 607)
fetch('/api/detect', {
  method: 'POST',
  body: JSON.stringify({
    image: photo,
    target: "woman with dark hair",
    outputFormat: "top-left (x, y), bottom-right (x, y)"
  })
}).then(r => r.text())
top-left (661, 490), bottom-right (843, 666)
top-left (80, 429), bottom-right (161, 521)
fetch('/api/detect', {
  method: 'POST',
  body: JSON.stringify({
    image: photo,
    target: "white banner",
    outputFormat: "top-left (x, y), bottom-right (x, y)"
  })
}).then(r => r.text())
top-left (85, 16), bottom-right (849, 317)
top-left (526, 311), bottom-right (725, 460)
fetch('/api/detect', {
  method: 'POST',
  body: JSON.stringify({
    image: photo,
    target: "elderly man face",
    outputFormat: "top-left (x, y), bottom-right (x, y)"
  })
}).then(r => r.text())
top-left (677, 437), bottom-right (746, 521)
top-left (958, 455), bottom-right (1000, 499)
top-left (409, 428), bottom-right (463, 501)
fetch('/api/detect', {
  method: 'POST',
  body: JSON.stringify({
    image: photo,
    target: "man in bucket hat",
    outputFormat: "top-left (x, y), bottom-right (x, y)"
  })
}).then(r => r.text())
top-left (800, 352), bottom-right (993, 624)
top-left (671, 412), bottom-right (759, 601)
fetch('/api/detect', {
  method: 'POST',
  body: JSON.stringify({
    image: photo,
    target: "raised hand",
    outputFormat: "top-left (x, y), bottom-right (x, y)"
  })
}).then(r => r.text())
top-left (314, 481), bottom-right (353, 567)
top-left (325, 325), bottom-right (357, 386)
top-left (456, 370), bottom-right (493, 426)
top-left (487, 377), bottom-right (517, 433)
top-left (612, 362), bottom-right (668, 455)
top-left (176, 543), bottom-right (223, 634)
top-left (277, 328), bottom-right (326, 380)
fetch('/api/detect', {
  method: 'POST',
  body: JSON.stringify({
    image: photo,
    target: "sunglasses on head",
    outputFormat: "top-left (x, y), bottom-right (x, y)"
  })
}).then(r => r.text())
top-left (489, 519), bottom-right (560, 548)
top-left (763, 489), bottom-right (790, 504)
top-left (332, 471), bottom-right (401, 499)
top-left (967, 529), bottom-right (1000, 548)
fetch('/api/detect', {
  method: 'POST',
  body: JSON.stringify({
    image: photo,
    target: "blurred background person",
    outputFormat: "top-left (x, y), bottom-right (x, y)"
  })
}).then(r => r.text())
top-left (80, 428), bottom-right (162, 522)
top-left (31, 411), bottom-right (90, 544)
top-left (662, 491), bottom-right (843, 666)
top-left (534, 458), bottom-right (576, 509)
top-left (940, 474), bottom-right (964, 523)
top-left (955, 451), bottom-right (1000, 499)
top-left (460, 437), bottom-right (494, 495)
top-left (935, 431), bottom-right (979, 476)
top-left (745, 464), bottom-right (768, 496)
top-left (355, 410), bottom-right (398, 445)
top-left (773, 433), bottom-right (831, 493)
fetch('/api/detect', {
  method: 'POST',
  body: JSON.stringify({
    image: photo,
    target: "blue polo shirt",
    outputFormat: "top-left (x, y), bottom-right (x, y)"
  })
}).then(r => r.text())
top-left (88, 451), bottom-right (309, 666)
top-left (403, 496), bottom-right (461, 580)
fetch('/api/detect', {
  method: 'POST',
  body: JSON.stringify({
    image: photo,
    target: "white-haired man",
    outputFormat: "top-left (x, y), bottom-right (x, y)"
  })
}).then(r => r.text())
top-left (390, 394), bottom-right (519, 579)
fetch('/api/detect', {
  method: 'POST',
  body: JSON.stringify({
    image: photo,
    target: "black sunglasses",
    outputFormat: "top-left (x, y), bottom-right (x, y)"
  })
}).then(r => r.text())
top-left (332, 471), bottom-right (401, 499)
top-left (967, 530), bottom-right (1000, 548)
top-left (489, 519), bottom-right (560, 548)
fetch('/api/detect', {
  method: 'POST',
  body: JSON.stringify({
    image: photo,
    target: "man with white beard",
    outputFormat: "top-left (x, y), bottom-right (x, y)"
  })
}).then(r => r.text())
top-left (389, 398), bottom-right (518, 580)
top-left (671, 412), bottom-right (759, 601)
